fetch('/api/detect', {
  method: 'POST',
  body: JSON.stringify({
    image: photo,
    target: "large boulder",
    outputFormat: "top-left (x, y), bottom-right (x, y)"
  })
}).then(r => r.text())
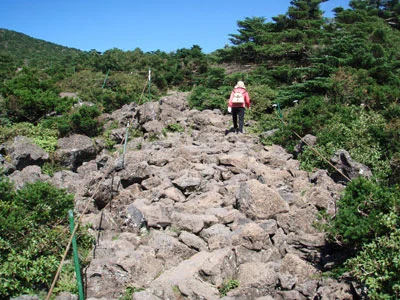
top-left (54, 134), bottom-right (98, 171)
top-left (236, 179), bottom-right (289, 220)
top-left (279, 253), bottom-right (320, 297)
top-left (294, 134), bottom-right (317, 157)
top-left (8, 165), bottom-right (50, 189)
top-left (107, 102), bottom-right (137, 127)
top-left (330, 149), bottom-right (373, 183)
top-left (146, 248), bottom-right (236, 299)
top-left (6, 136), bottom-right (49, 171)
top-left (136, 102), bottom-right (160, 125)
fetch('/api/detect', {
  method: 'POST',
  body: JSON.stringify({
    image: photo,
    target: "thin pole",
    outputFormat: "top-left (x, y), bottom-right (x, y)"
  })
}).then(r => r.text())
top-left (68, 210), bottom-right (85, 300)
top-left (122, 122), bottom-right (130, 168)
top-left (277, 103), bottom-right (283, 120)
top-left (47, 159), bottom-right (118, 300)
top-left (148, 68), bottom-right (151, 99)
top-left (102, 69), bottom-right (110, 88)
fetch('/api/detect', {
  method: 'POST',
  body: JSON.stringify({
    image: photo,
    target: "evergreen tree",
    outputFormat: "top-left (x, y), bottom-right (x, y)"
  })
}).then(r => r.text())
top-left (286, 0), bottom-right (326, 30)
top-left (350, 0), bottom-right (400, 28)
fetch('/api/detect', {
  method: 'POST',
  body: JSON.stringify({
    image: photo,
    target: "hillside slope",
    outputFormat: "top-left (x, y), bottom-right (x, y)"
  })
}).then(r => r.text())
top-left (0, 28), bottom-right (83, 67)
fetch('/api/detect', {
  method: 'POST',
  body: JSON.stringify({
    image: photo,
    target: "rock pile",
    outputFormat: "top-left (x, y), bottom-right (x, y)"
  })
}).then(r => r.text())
top-left (3, 91), bottom-right (357, 300)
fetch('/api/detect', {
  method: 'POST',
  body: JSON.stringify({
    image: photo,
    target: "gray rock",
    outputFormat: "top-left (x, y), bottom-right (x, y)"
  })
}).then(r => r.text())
top-left (294, 134), bottom-right (317, 157)
top-left (172, 170), bottom-right (202, 195)
top-left (120, 161), bottom-right (151, 188)
top-left (179, 230), bottom-right (208, 251)
top-left (7, 136), bottom-right (49, 170)
top-left (55, 292), bottom-right (78, 300)
top-left (200, 223), bottom-right (233, 250)
top-left (237, 262), bottom-right (279, 289)
top-left (133, 198), bottom-right (172, 229)
top-left (136, 101), bottom-right (160, 125)
top-left (122, 203), bottom-right (146, 231)
top-left (147, 230), bottom-right (197, 269)
top-left (236, 179), bottom-right (289, 220)
top-left (48, 170), bottom-right (83, 194)
top-left (279, 253), bottom-right (320, 297)
top-left (315, 278), bottom-right (353, 299)
top-left (54, 134), bottom-right (98, 171)
top-left (330, 149), bottom-right (373, 183)
top-left (8, 165), bottom-right (50, 189)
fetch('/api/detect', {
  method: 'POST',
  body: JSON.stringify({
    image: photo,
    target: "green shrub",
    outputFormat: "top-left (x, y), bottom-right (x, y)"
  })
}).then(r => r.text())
top-left (10, 180), bottom-right (73, 232)
top-left (0, 122), bottom-right (59, 153)
top-left (70, 104), bottom-right (102, 137)
top-left (29, 123), bottom-right (59, 153)
top-left (188, 86), bottom-right (231, 111)
top-left (219, 279), bottom-right (239, 297)
top-left (202, 67), bottom-right (226, 89)
top-left (0, 174), bottom-right (93, 298)
top-left (41, 161), bottom-right (64, 177)
top-left (55, 116), bottom-right (73, 137)
top-left (320, 178), bottom-right (400, 298)
top-left (0, 171), bottom-right (15, 202)
top-left (383, 103), bottom-right (400, 121)
top-left (260, 96), bottom-right (333, 152)
top-left (246, 84), bottom-right (276, 119)
top-left (326, 178), bottom-right (400, 248)
top-left (162, 123), bottom-right (184, 136)
top-left (300, 107), bottom-right (391, 179)
top-left (119, 285), bottom-right (145, 300)
top-left (345, 211), bottom-right (400, 299)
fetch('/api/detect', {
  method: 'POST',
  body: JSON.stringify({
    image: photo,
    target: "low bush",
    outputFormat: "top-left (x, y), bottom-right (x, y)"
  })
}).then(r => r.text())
top-left (0, 122), bottom-right (59, 153)
top-left (70, 104), bottom-right (102, 137)
top-left (219, 279), bottom-right (239, 297)
top-left (345, 211), bottom-right (400, 299)
top-left (324, 178), bottom-right (400, 248)
top-left (188, 86), bottom-right (231, 111)
top-left (0, 174), bottom-right (94, 298)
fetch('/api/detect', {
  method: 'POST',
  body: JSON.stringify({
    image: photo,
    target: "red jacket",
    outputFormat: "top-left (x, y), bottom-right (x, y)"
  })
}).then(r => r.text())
top-left (228, 87), bottom-right (250, 108)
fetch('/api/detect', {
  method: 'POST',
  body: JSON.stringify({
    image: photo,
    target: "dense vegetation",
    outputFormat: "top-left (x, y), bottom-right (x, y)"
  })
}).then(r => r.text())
top-left (0, 174), bottom-right (94, 298)
top-left (1, 0), bottom-right (400, 298)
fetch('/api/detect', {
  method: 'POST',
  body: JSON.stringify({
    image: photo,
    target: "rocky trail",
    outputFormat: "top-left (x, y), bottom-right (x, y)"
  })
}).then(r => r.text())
top-left (3, 91), bottom-right (357, 300)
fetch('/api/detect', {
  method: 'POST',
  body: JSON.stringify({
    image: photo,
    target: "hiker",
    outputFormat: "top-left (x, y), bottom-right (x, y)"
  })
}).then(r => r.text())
top-left (228, 80), bottom-right (250, 134)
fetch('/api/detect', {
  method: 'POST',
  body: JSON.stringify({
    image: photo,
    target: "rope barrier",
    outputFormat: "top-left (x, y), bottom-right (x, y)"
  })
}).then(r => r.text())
top-left (138, 77), bottom-right (149, 106)
top-left (274, 104), bottom-right (352, 183)
top-left (46, 70), bottom-right (151, 300)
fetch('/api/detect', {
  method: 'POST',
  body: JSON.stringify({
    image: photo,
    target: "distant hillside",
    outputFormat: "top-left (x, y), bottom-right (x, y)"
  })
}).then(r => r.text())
top-left (0, 28), bottom-right (84, 68)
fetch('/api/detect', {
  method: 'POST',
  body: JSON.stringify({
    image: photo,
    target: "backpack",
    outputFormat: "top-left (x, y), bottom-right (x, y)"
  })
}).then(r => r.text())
top-left (232, 91), bottom-right (245, 104)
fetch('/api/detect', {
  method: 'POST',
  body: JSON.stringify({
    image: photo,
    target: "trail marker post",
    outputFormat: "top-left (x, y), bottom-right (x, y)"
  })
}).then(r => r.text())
top-left (68, 210), bottom-right (85, 300)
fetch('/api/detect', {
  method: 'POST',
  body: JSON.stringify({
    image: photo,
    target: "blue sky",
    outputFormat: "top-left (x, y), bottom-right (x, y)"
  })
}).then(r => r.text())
top-left (1, 0), bottom-right (350, 54)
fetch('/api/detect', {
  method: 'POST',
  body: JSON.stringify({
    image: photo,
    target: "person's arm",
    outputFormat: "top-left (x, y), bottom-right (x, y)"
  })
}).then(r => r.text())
top-left (228, 91), bottom-right (234, 107)
top-left (245, 92), bottom-right (250, 108)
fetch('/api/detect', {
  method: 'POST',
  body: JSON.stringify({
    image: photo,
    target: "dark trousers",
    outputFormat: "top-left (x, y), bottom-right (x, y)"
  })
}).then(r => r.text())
top-left (232, 107), bottom-right (245, 133)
